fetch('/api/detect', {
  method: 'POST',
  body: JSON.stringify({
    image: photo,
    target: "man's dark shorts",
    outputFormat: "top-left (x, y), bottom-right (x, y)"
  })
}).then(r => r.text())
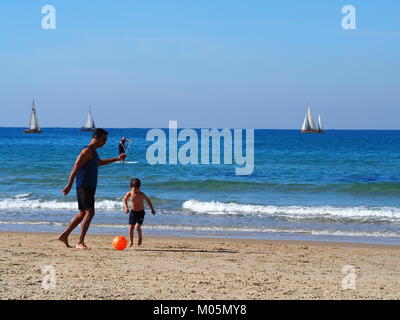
top-left (129, 210), bottom-right (145, 226)
top-left (77, 187), bottom-right (96, 211)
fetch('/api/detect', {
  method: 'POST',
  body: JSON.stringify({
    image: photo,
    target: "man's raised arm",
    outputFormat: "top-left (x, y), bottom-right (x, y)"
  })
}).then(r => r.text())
top-left (98, 153), bottom-right (126, 166)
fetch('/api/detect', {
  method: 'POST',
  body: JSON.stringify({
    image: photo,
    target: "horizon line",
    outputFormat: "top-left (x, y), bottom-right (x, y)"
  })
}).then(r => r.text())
top-left (1, 126), bottom-right (400, 131)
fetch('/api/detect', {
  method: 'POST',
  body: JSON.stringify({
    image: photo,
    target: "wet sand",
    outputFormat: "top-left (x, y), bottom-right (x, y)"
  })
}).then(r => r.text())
top-left (1, 232), bottom-right (399, 300)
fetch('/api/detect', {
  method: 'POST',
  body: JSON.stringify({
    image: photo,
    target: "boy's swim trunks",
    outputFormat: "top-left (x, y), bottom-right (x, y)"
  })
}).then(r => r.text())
top-left (129, 210), bottom-right (145, 225)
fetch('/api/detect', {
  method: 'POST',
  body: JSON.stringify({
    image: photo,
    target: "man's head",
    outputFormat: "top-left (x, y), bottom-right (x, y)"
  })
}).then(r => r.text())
top-left (130, 178), bottom-right (141, 192)
top-left (93, 128), bottom-right (109, 148)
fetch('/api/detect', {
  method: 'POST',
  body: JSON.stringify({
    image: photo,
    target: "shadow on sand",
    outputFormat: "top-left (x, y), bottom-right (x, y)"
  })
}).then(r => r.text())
top-left (136, 248), bottom-right (238, 254)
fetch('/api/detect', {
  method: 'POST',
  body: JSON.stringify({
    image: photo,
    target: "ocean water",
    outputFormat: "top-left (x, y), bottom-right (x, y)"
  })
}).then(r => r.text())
top-left (1, 127), bottom-right (400, 245)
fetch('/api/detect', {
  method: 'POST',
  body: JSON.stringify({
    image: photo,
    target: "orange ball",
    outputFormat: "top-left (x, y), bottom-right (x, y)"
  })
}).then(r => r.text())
top-left (112, 236), bottom-right (127, 250)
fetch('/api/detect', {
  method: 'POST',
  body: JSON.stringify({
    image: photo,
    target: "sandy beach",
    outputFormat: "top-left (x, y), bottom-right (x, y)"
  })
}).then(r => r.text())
top-left (0, 231), bottom-right (399, 300)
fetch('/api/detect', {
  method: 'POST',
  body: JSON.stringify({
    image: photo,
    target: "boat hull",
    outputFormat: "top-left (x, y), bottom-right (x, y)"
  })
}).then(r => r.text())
top-left (81, 128), bottom-right (96, 132)
top-left (24, 129), bottom-right (42, 133)
top-left (301, 130), bottom-right (325, 133)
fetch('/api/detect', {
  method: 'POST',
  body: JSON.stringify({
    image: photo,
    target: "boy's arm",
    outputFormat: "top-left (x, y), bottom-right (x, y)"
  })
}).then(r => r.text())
top-left (143, 193), bottom-right (156, 215)
top-left (123, 192), bottom-right (131, 213)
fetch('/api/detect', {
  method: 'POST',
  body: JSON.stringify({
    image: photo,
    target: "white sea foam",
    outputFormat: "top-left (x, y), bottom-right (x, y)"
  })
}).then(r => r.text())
top-left (0, 220), bottom-right (399, 238)
top-left (14, 193), bottom-right (32, 199)
top-left (0, 198), bottom-right (122, 211)
top-left (141, 224), bottom-right (400, 238)
top-left (182, 199), bottom-right (400, 222)
top-left (2, 196), bottom-right (400, 223)
top-left (0, 221), bottom-right (66, 226)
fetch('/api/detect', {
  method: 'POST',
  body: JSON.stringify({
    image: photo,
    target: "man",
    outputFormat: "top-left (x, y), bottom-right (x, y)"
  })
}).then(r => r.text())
top-left (58, 128), bottom-right (126, 249)
top-left (119, 137), bottom-right (126, 163)
top-left (119, 137), bottom-right (127, 154)
top-left (119, 136), bottom-right (133, 163)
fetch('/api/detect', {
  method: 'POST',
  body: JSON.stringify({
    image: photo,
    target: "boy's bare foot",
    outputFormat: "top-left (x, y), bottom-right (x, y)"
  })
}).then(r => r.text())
top-left (76, 243), bottom-right (89, 250)
top-left (58, 235), bottom-right (72, 248)
top-left (137, 239), bottom-right (142, 246)
top-left (129, 242), bottom-right (133, 247)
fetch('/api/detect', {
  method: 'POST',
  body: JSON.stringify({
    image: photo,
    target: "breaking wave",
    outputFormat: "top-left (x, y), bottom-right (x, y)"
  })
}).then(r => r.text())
top-left (182, 199), bottom-right (400, 223)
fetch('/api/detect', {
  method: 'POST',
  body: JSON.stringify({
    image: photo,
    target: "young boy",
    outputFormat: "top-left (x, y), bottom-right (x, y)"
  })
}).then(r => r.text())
top-left (123, 178), bottom-right (155, 246)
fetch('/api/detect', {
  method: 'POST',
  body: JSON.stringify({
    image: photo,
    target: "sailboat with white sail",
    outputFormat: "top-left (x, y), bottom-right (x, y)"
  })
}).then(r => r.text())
top-left (81, 106), bottom-right (96, 131)
top-left (301, 105), bottom-right (325, 133)
top-left (24, 100), bottom-right (42, 133)
top-left (317, 114), bottom-right (325, 133)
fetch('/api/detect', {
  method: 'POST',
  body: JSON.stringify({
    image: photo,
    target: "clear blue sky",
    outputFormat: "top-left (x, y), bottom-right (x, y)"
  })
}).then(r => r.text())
top-left (0, 0), bottom-right (399, 129)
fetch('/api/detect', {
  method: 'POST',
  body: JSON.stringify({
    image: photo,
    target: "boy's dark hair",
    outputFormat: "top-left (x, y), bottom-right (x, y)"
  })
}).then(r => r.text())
top-left (130, 178), bottom-right (141, 188)
top-left (93, 128), bottom-right (109, 138)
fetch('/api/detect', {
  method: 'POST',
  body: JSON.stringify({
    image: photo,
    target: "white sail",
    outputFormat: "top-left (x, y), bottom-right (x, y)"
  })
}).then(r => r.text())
top-left (83, 107), bottom-right (96, 129)
top-left (301, 105), bottom-right (316, 131)
top-left (318, 115), bottom-right (324, 131)
top-left (306, 105), bottom-right (316, 130)
top-left (28, 101), bottom-right (40, 130)
top-left (301, 114), bottom-right (308, 131)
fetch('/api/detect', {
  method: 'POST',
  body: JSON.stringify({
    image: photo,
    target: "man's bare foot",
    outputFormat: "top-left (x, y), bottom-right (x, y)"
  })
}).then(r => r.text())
top-left (58, 235), bottom-right (72, 248)
top-left (137, 239), bottom-right (142, 246)
top-left (76, 243), bottom-right (89, 250)
top-left (129, 242), bottom-right (133, 247)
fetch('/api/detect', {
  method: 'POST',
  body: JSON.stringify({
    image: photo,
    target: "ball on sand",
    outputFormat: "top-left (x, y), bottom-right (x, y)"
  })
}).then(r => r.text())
top-left (113, 236), bottom-right (127, 250)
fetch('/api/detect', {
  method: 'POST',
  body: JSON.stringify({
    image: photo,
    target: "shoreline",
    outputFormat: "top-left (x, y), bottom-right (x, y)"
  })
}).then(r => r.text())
top-left (3, 230), bottom-right (400, 250)
top-left (3, 226), bottom-right (400, 247)
top-left (1, 231), bottom-right (400, 299)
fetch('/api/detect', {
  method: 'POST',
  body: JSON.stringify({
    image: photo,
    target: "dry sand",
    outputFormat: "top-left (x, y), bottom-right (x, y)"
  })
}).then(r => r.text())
top-left (1, 232), bottom-right (399, 300)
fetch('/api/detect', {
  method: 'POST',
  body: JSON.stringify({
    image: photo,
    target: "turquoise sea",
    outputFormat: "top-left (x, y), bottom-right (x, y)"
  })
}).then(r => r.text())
top-left (1, 127), bottom-right (400, 245)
